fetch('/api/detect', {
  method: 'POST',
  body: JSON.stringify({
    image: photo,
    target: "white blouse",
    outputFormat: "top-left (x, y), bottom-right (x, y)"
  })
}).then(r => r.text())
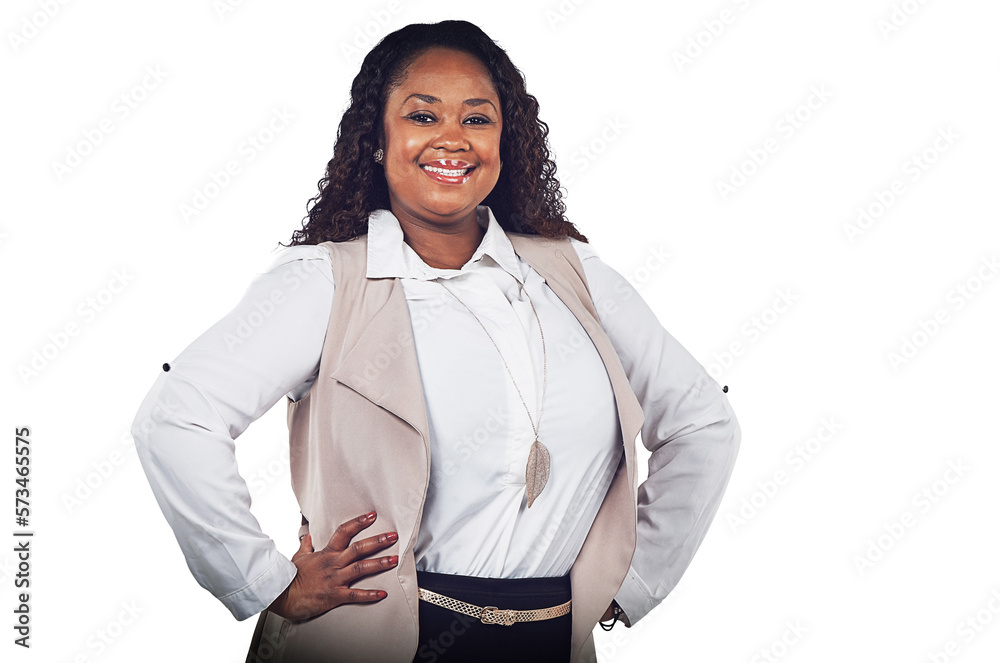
top-left (131, 205), bottom-right (740, 625)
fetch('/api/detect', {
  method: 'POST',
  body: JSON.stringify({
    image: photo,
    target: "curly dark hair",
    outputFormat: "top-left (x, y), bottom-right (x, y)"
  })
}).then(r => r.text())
top-left (286, 19), bottom-right (587, 246)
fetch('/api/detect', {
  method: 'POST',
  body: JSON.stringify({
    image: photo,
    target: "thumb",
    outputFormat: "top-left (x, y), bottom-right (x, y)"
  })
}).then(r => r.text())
top-left (296, 532), bottom-right (314, 556)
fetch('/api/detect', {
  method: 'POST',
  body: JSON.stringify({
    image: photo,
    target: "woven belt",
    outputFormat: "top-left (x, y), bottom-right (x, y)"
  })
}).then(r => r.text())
top-left (417, 587), bottom-right (571, 626)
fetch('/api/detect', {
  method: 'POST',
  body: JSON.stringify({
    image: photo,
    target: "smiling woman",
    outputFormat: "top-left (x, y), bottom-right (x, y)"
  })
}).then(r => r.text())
top-left (287, 21), bottom-right (583, 249)
top-left (378, 47), bottom-right (503, 269)
top-left (131, 18), bottom-right (740, 663)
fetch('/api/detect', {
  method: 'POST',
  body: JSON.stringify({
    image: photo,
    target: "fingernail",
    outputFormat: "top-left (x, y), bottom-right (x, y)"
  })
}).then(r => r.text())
top-left (378, 590), bottom-right (387, 599)
top-left (389, 555), bottom-right (399, 565)
top-left (386, 532), bottom-right (397, 541)
top-left (365, 511), bottom-right (376, 520)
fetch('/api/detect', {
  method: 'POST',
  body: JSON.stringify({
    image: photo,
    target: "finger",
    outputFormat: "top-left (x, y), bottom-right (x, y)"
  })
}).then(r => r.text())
top-left (324, 511), bottom-right (378, 553)
top-left (330, 585), bottom-right (389, 606)
top-left (337, 553), bottom-right (399, 585)
top-left (337, 531), bottom-right (398, 568)
top-left (290, 532), bottom-right (313, 564)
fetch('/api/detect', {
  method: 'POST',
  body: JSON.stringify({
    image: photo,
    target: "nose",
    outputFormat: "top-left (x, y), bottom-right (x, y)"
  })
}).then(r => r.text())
top-left (431, 118), bottom-right (470, 152)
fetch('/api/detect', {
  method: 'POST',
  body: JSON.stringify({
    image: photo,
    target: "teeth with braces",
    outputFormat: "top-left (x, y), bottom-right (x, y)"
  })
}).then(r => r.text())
top-left (423, 165), bottom-right (470, 176)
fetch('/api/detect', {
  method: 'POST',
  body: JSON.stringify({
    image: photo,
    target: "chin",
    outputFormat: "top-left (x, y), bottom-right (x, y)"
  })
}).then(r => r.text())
top-left (419, 201), bottom-right (480, 220)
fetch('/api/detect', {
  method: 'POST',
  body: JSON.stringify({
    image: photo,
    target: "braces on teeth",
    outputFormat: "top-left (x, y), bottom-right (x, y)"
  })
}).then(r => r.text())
top-left (423, 165), bottom-right (470, 175)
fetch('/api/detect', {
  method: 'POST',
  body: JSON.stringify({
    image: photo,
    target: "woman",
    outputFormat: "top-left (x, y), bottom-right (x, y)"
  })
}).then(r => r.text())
top-left (131, 19), bottom-right (740, 663)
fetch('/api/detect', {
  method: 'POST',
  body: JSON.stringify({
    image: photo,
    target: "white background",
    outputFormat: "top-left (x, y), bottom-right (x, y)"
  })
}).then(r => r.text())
top-left (2, 0), bottom-right (999, 661)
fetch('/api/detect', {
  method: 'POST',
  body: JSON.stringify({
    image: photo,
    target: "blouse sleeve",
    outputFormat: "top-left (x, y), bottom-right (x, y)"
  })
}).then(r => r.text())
top-left (568, 238), bottom-right (741, 626)
top-left (130, 244), bottom-right (334, 621)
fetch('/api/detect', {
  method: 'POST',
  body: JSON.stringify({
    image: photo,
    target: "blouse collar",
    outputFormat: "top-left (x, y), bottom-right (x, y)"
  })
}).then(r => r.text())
top-left (366, 205), bottom-right (525, 285)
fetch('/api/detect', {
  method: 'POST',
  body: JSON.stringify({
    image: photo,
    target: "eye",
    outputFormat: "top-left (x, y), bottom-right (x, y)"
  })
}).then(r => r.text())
top-left (464, 116), bottom-right (492, 125)
top-left (406, 112), bottom-right (435, 123)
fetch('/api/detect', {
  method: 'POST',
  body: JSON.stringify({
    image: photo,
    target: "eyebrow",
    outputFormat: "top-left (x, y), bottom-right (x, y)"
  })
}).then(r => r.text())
top-left (401, 93), bottom-right (498, 112)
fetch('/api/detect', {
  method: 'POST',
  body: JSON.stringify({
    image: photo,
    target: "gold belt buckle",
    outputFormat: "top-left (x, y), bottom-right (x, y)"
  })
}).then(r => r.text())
top-left (480, 606), bottom-right (516, 626)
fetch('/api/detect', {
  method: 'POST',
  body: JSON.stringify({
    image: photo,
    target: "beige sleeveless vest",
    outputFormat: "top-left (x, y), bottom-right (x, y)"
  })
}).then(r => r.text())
top-left (253, 232), bottom-right (645, 663)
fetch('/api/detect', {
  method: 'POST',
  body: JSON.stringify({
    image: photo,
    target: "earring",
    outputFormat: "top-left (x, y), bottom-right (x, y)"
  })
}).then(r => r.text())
top-left (374, 148), bottom-right (384, 164)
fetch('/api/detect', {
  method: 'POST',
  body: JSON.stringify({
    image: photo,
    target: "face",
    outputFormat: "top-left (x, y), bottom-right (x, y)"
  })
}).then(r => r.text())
top-left (381, 47), bottom-right (503, 229)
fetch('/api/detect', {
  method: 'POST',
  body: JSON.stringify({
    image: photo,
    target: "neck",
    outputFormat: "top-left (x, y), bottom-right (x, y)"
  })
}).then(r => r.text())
top-left (395, 210), bottom-right (487, 270)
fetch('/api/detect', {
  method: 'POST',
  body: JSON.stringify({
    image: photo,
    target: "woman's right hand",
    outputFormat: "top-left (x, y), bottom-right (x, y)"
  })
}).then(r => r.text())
top-left (266, 511), bottom-right (399, 623)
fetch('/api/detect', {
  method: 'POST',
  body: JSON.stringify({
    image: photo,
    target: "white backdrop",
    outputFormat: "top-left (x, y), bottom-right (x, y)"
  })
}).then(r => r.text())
top-left (3, 0), bottom-right (999, 661)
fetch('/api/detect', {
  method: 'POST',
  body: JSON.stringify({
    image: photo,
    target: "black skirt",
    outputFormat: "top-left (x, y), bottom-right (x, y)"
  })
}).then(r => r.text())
top-left (412, 570), bottom-right (573, 663)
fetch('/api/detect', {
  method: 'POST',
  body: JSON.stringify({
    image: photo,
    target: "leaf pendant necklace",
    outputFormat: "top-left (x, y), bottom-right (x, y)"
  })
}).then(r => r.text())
top-left (437, 279), bottom-right (549, 508)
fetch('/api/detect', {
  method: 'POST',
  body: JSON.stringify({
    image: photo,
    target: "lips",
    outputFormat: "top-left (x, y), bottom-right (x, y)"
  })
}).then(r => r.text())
top-left (420, 159), bottom-right (477, 183)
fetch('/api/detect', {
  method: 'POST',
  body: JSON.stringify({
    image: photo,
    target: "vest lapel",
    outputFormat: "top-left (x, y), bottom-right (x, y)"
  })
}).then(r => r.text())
top-left (328, 276), bottom-right (431, 443)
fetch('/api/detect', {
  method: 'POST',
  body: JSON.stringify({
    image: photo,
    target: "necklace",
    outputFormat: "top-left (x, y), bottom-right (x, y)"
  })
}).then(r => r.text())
top-left (436, 279), bottom-right (550, 508)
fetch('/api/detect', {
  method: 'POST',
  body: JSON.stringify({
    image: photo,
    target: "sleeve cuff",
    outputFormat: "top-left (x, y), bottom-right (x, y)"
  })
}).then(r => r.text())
top-left (218, 553), bottom-right (298, 621)
top-left (613, 565), bottom-right (655, 627)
